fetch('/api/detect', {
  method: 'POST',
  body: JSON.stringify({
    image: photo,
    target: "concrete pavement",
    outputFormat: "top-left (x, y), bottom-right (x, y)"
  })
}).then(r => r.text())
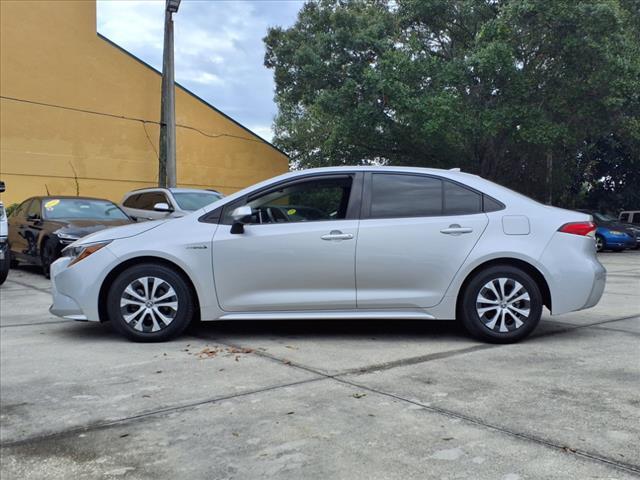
top-left (1, 252), bottom-right (639, 479)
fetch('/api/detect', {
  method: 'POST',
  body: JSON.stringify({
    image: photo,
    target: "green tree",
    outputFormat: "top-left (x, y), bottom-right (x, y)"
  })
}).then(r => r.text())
top-left (264, 0), bottom-right (640, 208)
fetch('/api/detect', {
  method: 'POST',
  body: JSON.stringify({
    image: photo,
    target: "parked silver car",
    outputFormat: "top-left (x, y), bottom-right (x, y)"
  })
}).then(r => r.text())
top-left (51, 167), bottom-right (605, 343)
top-left (120, 188), bottom-right (223, 221)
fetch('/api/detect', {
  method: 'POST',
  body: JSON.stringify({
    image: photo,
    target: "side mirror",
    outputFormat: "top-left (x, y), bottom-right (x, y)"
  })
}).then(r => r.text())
top-left (153, 202), bottom-right (173, 213)
top-left (0, 181), bottom-right (5, 193)
top-left (230, 205), bottom-right (252, 234)
top-left (27, 213), bottom-right (40, 223)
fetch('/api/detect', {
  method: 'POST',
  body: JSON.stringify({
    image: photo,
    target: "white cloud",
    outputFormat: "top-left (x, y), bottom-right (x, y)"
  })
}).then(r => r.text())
top-left (96, 0), bottom-right (304, 143)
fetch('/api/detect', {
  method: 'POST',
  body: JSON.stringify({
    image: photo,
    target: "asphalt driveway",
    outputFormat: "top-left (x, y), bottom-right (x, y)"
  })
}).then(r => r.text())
top-left (1, 252), bottom-right (639, 479)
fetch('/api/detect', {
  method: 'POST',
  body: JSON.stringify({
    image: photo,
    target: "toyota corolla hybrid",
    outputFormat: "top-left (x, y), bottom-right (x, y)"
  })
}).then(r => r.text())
top-left (49, 167), bottom-right (606, 343)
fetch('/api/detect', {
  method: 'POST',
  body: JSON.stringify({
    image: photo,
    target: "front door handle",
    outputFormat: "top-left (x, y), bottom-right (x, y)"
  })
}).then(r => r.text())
top-left (440, 224), bottom-right (473, 235)
top-left (321, 230), bottom-right (354, 241)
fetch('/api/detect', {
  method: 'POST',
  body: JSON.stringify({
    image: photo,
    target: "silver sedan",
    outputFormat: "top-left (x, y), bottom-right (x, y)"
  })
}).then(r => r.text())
top-left (49, 167), bottom-right (606, 343)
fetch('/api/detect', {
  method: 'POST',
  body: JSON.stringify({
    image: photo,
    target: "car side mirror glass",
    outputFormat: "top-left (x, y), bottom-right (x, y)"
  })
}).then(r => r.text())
top-left (230, 205), bottom-right (252, 234)
top-left (153, 202), bottom-right (173, 212)
top-left (0, 181), bottom-right (5, 193)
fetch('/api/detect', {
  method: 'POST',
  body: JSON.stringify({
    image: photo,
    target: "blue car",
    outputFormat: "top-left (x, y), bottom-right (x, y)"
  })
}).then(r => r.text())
top-left (578, 210), bottom-right (637, 252)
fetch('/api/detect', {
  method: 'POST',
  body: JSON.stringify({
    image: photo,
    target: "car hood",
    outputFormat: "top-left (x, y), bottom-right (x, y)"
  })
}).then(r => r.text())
top-left (52, 219), bottom-right (131, 238)
top-left (73, 219), bottom-right (168, 245)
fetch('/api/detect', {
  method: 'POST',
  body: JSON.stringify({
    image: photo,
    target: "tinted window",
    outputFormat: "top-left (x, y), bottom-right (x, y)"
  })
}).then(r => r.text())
top-left (123, 194), bottom-right (141, 208)
top-left (226, 177), bottom-right (353, 225)
top-left (26, 199), bottom-right (41, 219)
top-left (619, 213), bottom-right (630, 223)
top-left (444, 181), bottom-right (481, 215)
top-left (483, 196), bottom-right (504, 213)
top-left (370, 174), bottom-right (442, 218)
top-left (632, 214), bottom-right (640, 225)
top-left (43, 198), bottom-right (129, 220)
top-left (172, 191), bottom-right (222, 211)
top-left (11, 200), bottom-right (30, 218)
top-left (137, 192), bottom-right (168, 210)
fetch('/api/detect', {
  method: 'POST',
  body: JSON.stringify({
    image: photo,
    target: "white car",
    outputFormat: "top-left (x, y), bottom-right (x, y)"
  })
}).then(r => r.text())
top-left (120, 187), bottom-right (223, 221)
top-left (49, 167), bottom-right (606, 343)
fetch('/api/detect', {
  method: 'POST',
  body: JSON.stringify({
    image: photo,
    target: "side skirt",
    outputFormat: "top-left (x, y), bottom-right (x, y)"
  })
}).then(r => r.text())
top-left (213, 310), bottom-right (441, 321)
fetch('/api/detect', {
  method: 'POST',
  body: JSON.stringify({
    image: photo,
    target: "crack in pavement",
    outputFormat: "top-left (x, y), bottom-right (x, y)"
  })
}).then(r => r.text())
top-left (0, 376), bottom-right (326, 449)
top-left (333, 376), bottom-right (640, 476)
top-left (1, 320), bottom-right (73, 329)
top-left (3, 279), bottom-right (51, 295)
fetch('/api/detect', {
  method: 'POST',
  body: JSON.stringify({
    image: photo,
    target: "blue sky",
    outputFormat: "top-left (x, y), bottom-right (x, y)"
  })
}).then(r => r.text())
top-left (97, 0), bottom-right (304, 141)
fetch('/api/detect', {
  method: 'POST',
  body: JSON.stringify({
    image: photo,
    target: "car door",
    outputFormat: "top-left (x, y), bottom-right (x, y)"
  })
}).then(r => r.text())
top-left (8, 199), bottom-right (31, 259)
top-left (22, 198), bottom-right (44, 260)
top-left (212, 173), bottom-right (362, 312)
top-left (356, 173), bottom-right (488, 308)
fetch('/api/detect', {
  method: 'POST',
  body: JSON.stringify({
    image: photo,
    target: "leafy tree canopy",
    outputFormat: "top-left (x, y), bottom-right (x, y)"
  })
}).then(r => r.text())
top-left (264, 0), bottom-right (640, 209)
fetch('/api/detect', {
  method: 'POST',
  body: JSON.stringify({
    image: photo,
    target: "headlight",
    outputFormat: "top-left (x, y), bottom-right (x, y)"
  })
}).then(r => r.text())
top-left (63, 241), bottom-right (111, 266)
top-left (57, 232), bottom-right (81, 243)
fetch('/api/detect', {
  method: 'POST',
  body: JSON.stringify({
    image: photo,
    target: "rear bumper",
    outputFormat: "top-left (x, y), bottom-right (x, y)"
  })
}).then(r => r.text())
top-left (539, 233), bottom-right (606, 315)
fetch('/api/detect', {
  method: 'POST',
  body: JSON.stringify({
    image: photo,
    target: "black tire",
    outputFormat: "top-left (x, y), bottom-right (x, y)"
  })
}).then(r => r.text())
top-left (9, 251), bottom-right (19, 268)
top-left (0, 260), bottom-right (8, 285)
top-left (106, 263), bottom-right (194, 342)
top-left (595, 234), bottom-right (605, 252)
top-left (458, 265), bottom-right (543, 344)
top-left (41, 239), bottom-right (57, 279)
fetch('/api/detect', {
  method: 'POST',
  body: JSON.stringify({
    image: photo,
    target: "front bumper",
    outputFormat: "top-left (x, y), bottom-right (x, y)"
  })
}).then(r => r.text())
top-left (49, 257), bottom-right (87, 320)
top-left (49, 246), bottom-right (117, 322)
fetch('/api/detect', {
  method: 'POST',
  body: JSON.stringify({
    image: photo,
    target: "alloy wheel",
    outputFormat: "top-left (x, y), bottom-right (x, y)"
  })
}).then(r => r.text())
top-left (120, 276), bottom-right (179, 333)
top-left (476, 278), bottom-right (531, 333)
top-left (595, 236), bottom-right (604, 252)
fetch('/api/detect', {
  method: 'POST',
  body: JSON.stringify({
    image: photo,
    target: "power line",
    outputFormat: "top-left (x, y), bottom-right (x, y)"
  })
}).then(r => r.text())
top-left (0, 95), bottom-right (267, 146)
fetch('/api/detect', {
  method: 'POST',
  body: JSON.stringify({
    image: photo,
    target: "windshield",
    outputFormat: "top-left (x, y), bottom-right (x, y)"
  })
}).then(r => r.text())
top-left (172, 191), bottom-right (222, 211)
top-left (592, 212), bottom-right (617, 222)
top-left (43, 198), bottom-right (129, 220)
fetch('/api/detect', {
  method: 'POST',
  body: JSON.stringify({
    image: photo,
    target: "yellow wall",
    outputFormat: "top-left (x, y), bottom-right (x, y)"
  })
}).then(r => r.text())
top-left (0, 0), bottom-right (288, 205)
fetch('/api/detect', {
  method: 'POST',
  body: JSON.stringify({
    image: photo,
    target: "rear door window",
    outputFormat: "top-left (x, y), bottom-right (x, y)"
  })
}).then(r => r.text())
top-left (136, 192), bottom-right (168, 210)
top-left (369, 174), bottom-right (443, 218)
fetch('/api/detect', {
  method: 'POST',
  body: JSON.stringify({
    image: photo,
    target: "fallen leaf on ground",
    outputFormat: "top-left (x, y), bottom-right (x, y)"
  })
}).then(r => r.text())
top-left (352, 393), bottom-right (366, 399)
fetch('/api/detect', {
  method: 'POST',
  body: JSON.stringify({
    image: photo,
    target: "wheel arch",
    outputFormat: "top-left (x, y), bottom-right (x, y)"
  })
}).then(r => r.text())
top-left (456, 257), bottom-right (552, 313)
top-left (98, 256), bottom-right (201, 323)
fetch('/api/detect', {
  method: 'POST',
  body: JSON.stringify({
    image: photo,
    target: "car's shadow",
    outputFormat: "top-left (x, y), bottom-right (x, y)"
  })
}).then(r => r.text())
top-left (188, 318), bottom-right (468, 341)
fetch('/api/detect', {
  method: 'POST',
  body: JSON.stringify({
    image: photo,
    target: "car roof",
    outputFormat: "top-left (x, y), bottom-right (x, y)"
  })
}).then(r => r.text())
top-left (28, 196), bottom-right (115, 203)
top-left (124, 187), bottom-right (220, 196)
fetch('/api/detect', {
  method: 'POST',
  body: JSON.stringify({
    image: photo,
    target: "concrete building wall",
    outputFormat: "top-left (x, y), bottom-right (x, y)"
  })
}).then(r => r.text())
top-left (0, 0), bottom-right (288, 205)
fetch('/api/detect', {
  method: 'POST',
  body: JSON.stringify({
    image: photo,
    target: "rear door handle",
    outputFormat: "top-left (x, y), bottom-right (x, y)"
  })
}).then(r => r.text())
top-left (440, 224), bottom-right (473, 235)
top-left (321, 230), bottom-right (354, 241)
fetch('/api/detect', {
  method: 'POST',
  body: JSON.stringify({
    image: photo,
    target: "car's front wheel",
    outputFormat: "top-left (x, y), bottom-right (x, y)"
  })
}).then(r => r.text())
top-left (106, 263), bottom-right (195, 342)
top-left (459, 265), bottom-right (543, 343)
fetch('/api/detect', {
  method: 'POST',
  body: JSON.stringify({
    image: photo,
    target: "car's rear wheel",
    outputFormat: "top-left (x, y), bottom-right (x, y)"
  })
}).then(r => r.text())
top-left (459, 265), bottom-right (542, 343)
top-left (106, 264), bottom-right (194, 342)
top-left (595, 234), bottom-right (604, 252)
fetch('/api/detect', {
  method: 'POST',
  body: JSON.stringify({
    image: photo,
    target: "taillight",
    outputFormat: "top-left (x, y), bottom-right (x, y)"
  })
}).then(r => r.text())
top-left (558, 221), bottom-right (596, 237)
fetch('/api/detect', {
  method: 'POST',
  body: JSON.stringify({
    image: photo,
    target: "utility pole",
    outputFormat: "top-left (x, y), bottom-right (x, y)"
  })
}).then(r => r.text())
top-left (159, 0), bottom-right (180, 188)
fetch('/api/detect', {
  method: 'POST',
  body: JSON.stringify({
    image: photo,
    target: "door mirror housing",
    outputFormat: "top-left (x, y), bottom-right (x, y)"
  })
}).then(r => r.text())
top-left (230, 205), bottom-right (252, 234)
top-left (27, 213), bottom-right (41, 223)
top-left (153, 202), bottom-right (173, 213)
